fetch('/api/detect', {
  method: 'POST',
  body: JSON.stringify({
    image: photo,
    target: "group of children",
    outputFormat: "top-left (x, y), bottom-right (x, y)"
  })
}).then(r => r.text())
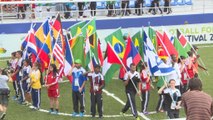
top-left (7, 44), bottom-right (204, 119)
top-left (8, 50), bottom-right (105, 118)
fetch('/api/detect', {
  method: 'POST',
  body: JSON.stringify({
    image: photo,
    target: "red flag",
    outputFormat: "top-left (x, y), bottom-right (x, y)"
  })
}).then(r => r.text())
top-left (107, 43), bottom-right (122, 65)
top-left (156, 31), bottom-right (169, 59)
top-left (97, 39), bottom-right (104, 66)
top-left (163, 31), bottom-right (178, 57)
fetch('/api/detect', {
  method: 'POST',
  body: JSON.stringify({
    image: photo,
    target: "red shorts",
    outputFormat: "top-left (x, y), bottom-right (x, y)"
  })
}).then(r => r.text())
top-left (48, 89), bottom-right (60, 98)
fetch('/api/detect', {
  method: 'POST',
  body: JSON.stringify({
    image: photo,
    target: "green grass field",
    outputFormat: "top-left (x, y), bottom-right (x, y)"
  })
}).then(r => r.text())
top-left (0, 44), bottom-right (213, 120)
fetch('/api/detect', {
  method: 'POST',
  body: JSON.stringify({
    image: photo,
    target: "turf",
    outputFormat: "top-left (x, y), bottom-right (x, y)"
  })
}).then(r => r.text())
top-left (1, 44), bottom-right (213, 120)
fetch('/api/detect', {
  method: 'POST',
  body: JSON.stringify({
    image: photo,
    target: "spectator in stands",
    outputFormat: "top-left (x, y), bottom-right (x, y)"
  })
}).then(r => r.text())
top-left (17, 0), bottom-right (26, 19)
top-left (181, 78), bottom-right (213, 119)
top-left (148, 0), bottom-right (162, 15)
top-left (30, 0), bottom-right (35, 19)
top-left (121, 0), bottom-right (131, 16)
top-left (78, 2), bottom-right (85, 18)
top-left (64, 3), bottom-right (72, 19)
top-left (158, 79), bottom-right (181, 119)
top-left (135, 0), bottom-right (144, 15)
top-left (164, 0), bottom-right (172, 14)
top-left (106, 1), bottom-right (116, 17)
top-left (90, 2), bottom-right (97, 17)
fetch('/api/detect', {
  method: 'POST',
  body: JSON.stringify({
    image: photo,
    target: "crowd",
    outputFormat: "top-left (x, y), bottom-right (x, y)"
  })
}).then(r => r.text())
top-left (0, 0), bottom-right (172, 19)
top-left (0, 41), bottom-right (211, 120)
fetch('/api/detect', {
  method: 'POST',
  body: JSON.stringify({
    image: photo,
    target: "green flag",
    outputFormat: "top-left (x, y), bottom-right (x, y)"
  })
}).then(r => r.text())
top-left (105, 28), bottom-right (125, 59)
top-left (132, 30), bottom-right (143, 58)
top-left (69, 21), bottom-right (86, 37)
top-left (148, 26), bottom-right (158, 50)
top-left (71, 35), bottom-right (85, 67)
top-left (174, 36), bottom-right (188, 58)
top-left (81, 19), bottom-right (96, 37)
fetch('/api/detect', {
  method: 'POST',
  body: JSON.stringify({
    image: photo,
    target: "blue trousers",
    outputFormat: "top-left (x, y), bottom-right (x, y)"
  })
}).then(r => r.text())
top-left (31, 88), bottom-right (41, 109)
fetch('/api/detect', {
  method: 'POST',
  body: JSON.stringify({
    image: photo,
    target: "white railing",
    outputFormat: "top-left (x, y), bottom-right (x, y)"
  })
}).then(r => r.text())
top-left (0, 0), bottom-right (212, 23)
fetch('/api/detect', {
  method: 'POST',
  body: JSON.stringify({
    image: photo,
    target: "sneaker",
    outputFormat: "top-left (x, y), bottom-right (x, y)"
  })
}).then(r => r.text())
top-left (72, 112), bottom-right (78, 117)
top-left (79, 112), bottom-right (84, 117)
top-left (51, 111), bottom-right (58, 115)
top-left (29, 105), bottom-right (35, 109)
top-left (12, 96), bottom-right (18, 100)
top-left (136, 117), bottom-right (140, 120)
top-left (49, 109), bottom-right (53, 114)
top-left (143, 111), bottom-right (149, 115)
top-left (0, 113), bottom-right (6, 120)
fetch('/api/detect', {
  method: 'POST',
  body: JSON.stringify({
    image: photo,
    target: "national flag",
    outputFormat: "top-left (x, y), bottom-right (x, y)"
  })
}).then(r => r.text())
top-left (163, 31), bottom-right (179, 57)
top-left (144, 42), bottom-right (175, 76)
top-left (97, 39), bottom-right (103, 66)
top-left (64, 35), bottom-right (73, 76)
top-left (71, 35), bottom-right (85, 67)
top-left (68, 21), bottom-right (86, 37)
top-left (102, 42), bottom-right (123, 83)
top-left (105, 28), bottom-right (125, 59)
top-left (85, 33), bottom-right (93, 71)
top-left (177, 29), bottom-right (191, 52)
top-left (173, 36), bottom-right (188, 58)
top-left (132, 30), bottom-right (143, 57)
top-left (148, 26), bottom-right (158, 50)
top-left (156, 31), bottom-right (169, 59)
top-left (81, 19), bottom-right (96, 37)
top-left (143, 31), bottom-right (155, 62)
top-left (119, 36), bottom-right (142, 79)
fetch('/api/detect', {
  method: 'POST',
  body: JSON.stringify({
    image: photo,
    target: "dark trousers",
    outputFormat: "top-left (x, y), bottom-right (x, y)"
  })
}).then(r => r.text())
top-left (90, 93), bottom-right (103, 117)
top-left (156, 87), bottom-right (164, 111)
top-left (78, 2), bottom-right (85, 16)
top-left (107, 4), bottom-right (114, 16)
top-left (17, 6), bottom-right (25, 19)
top-left (121, 91), bottom-right (138, 117)
top-left (121, 1), bottom-right (131, 16)
top-left (64, 4), bottom-right (71, 19)
top-left (72, 91), bottom-right (85, 113)
top-left (31, 88), bottom-right (41, 109)
top-left (167, 109), bottom-right (179, 119)
top-left (90, 2), bottom-right (96, 16)
top-left (148, 0), bottom-right (162, 14)
top-left (13, 81), bottom-right (19, 98)
top-left (135, 0), bottom-right (143, 15)
top-left (141, 91), bottom-right (150, 112)
top-left (18, 80), bottom-right (25, 102)
top-left (164, 0), bottom-right (171, 13)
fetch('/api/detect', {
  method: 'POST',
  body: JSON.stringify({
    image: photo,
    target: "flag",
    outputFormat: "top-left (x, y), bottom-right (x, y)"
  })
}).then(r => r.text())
top-left (163, 31), bottom-right (179, 57)
top-left (64, 35), bottom-right (73, 76)
top-left (102, 42), bottom-right (123, 83)
top-left (71, 35), bottom-right (85, 67)
top-left (177, 29), bottom-right (191, 52)
top-left (85, 33), bottom-right (93, 71)
top-left (143, 31), bottom-right (155, 62)
top-left (68, 21), bottom-right (86, 37)
top-left (53, 32), bottom-right (64, 65)
top-left (156, 31), bottom-right (169, 59)
top-left (144, 42), bottom-right (175, 76)
top-left (105, 28), bottom-right (125, 59)
top-left (81, 19), bottom-right (96, 37)
top-left (148, 26), bottom-right (158, 50)
top-left (173, 36), bottom-right (188, 58)
top-left (97, 39), bottom-right (103, 66)
top-left (119, 36), bottom-right (142, 79)
top-left (132, 30), bottom-right (143, 57)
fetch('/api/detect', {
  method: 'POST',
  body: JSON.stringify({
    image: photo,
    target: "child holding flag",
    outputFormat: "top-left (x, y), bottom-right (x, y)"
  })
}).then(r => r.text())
top-left (69, 59), bottom-right (87, 117)
top-left (44, 64), bottom-right (60, 114)
top-left (88, 65), bottom-right (105, 118)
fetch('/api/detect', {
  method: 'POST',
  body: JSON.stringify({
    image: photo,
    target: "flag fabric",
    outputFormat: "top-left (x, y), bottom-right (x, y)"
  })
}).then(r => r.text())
top-left (102, 42), bottom-right (123, 83)
top-left (144, 42), bottom-right (175, 76)
top-left (132, 30), bottom-right (143, 57)
top-left (81, 19), bottom-right (96, 37)
top-left (173, 36), bottom-right (188, 58)
top-left (143, 31), bottom-right (155, 62)
top-left (156, 31), bottom-right (169, 59)
top-left (71, 35), bottom-right (85, 67)
top-left (163, 31), bottom-right (179, 57)
top-left (105, 28), bottom-right (125, 59)
top-left (119, 36), bottom-right (142, 79)
top-left (85, 33), bottom-right (93, 71)
top-left (64, 35), bottom-right (73, 76)
top-left (177, 29), bottom-right (191, 52)
top-left (97, 39), bottom-right (103, 66)
top-left (148, 26), bottom-right (158, 50)
top-left (69, 21), bottom-right (86, 37)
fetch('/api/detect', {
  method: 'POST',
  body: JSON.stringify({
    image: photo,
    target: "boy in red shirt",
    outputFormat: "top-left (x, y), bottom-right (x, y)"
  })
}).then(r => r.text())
top-left (45, 64), bottom-right (60, 114)
top-left (140, 63), bottom-right (151, 114)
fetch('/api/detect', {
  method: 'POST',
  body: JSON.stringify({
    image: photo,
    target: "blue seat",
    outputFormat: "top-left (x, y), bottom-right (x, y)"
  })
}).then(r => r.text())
top-left (159, 0), bottom-right (165, 6)
top-left (129, 0), bottom-right (136, 8)
top-left (170, 0), bottom-right (177, 6)
top-left (70, 4), bottom-right (77, 10)
top-left (115, 1), bottom-right (121, 9)
top-left (145, 0), bottom-right (151, 7)
top-left (185, 0), bottom-right (193, 5)
top-left (177, 0), bottom-right (185, 5)
top-left (96, 1), bottom-right (106, 9)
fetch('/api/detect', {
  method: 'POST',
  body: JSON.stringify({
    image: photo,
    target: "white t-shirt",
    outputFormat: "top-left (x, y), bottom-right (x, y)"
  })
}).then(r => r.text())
top-left (167, 63), bottom-right (181, 86)
top-left (164, 87), bottom-right (181, 109)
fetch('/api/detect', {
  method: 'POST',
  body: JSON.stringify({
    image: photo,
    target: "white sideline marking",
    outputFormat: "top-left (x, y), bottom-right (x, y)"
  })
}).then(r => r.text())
top-left (102, 89), bottom-right (150, 120)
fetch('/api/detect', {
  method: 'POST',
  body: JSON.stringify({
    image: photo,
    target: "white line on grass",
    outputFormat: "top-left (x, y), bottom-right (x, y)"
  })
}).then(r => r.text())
top-left (102, 89), bottom-right (150, 120)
